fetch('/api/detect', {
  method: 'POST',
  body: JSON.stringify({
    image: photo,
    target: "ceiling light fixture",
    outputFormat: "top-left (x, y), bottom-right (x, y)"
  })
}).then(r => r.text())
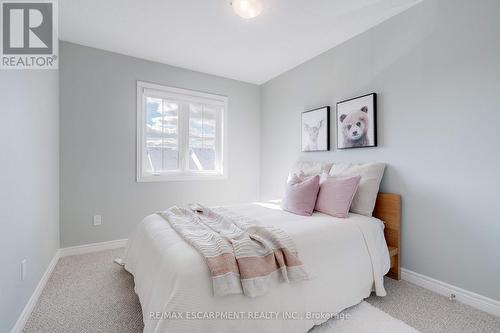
top-left (231, 0), bottom-right (263, 19)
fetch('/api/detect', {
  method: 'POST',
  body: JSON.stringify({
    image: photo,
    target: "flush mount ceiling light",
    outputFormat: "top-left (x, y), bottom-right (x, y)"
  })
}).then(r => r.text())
top-left (230, 0), bottom-right (263, 19)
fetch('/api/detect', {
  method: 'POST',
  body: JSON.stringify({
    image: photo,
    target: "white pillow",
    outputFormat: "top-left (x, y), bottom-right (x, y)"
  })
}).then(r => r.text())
top-left (288, 161), bottom-right (333, 181)
top-left (329, 162), bottom-right (386, 216)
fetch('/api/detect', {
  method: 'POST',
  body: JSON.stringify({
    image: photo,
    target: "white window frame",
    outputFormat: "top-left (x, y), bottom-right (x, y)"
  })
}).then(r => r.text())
top-left (136, 81), bottom-right (228, 182)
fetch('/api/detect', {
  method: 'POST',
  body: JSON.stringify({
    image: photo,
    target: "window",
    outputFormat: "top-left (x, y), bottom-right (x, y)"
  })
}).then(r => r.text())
top-left (137, 81), bottom-right (227, 181)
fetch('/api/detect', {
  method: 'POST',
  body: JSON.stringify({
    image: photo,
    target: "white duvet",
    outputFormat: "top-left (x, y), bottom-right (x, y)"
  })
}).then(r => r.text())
top-left (123, 202), bottom-right (390, 333)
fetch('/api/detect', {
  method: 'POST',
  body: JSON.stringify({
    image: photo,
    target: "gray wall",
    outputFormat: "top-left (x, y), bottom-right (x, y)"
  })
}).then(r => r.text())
top-left (0, 71), bottom-right (59, 331)
top-left (60, 42), bottom-right (261, 247)
top-left (260, 0), bottom-right (500, 301)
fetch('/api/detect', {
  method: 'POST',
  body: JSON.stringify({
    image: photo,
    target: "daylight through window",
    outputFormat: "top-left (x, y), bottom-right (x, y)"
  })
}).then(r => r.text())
top-left (137, 81), bottom-right (226, 181)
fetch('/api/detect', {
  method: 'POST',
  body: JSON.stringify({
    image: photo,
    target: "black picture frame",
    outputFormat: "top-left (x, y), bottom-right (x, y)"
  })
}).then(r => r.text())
top-left (336, 93), bottom-right (377, 149)
top-left (301, 106), bottom-right (330, 152)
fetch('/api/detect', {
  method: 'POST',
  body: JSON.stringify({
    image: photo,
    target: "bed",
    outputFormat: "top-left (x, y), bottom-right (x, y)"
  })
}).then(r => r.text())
top-left (122, 192), bottom-right (401, 333)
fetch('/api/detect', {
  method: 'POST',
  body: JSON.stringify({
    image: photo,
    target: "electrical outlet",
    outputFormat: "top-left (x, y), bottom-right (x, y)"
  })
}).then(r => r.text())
top-left (21, 259), bottom-right (27, 281)
top-left (93, 215), bottom-right (102, 226)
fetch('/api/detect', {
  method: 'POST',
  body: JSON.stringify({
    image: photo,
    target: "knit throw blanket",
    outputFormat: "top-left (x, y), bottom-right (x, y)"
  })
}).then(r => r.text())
top-left (158, 206), bottom-right (309, 297)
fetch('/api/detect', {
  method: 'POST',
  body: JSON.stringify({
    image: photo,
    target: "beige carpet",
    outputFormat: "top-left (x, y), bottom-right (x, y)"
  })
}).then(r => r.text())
top-left (309, 301), bottom-right (419, 332)
top-left (23, 248), bottom-right (500, 333)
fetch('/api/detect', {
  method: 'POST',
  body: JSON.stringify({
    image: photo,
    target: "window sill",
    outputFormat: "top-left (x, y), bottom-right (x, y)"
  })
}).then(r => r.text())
top-left (137, 173), bottom-right (227, 182)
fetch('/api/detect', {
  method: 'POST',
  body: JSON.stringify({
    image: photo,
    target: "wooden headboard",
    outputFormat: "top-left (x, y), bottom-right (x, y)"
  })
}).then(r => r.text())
top-left (372, 192), bottom-right (401, 280)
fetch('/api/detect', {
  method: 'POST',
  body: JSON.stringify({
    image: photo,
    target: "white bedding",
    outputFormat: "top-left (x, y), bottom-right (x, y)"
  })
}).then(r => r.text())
top-left (123, 202), bottom-right (390, 333)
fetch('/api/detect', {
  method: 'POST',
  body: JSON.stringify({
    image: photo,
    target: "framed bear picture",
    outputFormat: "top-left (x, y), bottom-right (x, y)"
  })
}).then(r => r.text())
top-left (302, 106), bottom-right (330, 152)
top-left (336, 93), bottom-right (377, 149)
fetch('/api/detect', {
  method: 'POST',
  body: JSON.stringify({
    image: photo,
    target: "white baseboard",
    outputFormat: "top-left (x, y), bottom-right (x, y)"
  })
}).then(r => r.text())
top-left (401, 268), bottom-right (500, 317)
top-left (11, 250), bottom-right (60, 333)
top-left (59, 239), bottom-right (128, 257)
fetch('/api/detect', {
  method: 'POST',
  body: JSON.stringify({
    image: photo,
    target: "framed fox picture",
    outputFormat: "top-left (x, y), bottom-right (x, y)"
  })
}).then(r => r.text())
top-left (302, 106), bottom-right (330, 152)
top-left (336, 93), bottom-right (377, 149)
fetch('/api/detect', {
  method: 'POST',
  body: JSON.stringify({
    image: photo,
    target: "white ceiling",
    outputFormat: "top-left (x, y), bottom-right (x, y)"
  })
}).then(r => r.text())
top-left (60, 0), bottom-right (421, 84)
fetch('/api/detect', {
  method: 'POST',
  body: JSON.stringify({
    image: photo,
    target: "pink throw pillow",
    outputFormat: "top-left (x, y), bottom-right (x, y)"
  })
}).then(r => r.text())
top-left (282, 175), bottom-right (320, 216)
top-left (315, 176), bottom-right (361, 218)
